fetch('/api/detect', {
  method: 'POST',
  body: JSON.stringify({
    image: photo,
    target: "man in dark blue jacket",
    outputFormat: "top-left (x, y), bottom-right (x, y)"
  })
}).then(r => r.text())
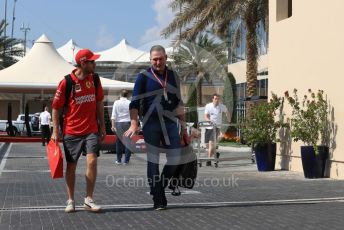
top-left (125, 45), bottom-right (186, 210)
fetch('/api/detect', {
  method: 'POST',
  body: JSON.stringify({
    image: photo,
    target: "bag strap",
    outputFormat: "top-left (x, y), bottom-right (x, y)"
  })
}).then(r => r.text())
top-left (60, 74), bottom-right (74, 132)
top-left (140, 71), bottom-right (147, 94)
top-left (138, 71), bottom-right (148, 119)
top-left (64, 74), bottom-right (74, 108)
top-left (93, 73), bottom-right (100, 95)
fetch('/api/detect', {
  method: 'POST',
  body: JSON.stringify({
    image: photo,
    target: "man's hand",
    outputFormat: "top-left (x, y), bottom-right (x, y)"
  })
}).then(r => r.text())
top-left (50, 131), bottom-right (59, 144)
top-left (180, 128), bottom-right (190, 146)
top-left (51, 108), bottom-right (60, 144)
top-left (191, 127), bottom-right (201, 139)
top-left (111, 126), bottom-right (116, 133)
top-left (99, 125), bottom-right (106, 141)
top-left (180, 127), bottom-right (187, 137)
top-left (124, 125), bottom-right (138, 138)
top-left (180, 128), bottom-right (187, 140)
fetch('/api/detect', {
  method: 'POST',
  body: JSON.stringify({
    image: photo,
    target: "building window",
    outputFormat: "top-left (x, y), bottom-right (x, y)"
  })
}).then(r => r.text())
top-left (277, 0), bottom-right (292, 21)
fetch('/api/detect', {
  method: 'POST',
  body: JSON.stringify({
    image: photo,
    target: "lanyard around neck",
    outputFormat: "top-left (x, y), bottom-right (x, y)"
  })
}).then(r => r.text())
top-left (150, 68), bottom-right (168, 89)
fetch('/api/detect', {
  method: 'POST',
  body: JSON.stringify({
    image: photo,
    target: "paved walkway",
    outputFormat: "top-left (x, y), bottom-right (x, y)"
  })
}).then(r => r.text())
top-left (1, 143), bottom-right (344, 229)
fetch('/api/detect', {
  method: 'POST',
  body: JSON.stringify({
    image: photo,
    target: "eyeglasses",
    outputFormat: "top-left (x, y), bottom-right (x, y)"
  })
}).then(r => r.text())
top-left (85, 60), bottom-right (95, 64)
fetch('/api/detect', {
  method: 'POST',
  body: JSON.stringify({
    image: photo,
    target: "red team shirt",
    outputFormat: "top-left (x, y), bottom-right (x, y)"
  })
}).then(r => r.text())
top-left (52, 70), bottom-right (104, 136)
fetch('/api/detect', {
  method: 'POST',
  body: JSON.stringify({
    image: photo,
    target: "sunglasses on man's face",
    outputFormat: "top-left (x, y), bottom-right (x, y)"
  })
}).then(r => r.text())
top-left (85, 60), bottom-right (95, 64)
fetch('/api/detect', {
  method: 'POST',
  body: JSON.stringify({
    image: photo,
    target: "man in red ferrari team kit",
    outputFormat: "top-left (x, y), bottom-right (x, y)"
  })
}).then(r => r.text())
top-left (51, 49), bottom-right (106, 213)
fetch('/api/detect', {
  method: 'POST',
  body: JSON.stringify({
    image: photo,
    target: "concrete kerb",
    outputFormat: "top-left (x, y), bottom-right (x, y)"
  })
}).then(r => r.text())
top-left (218, 145), bottom-right (251, 153)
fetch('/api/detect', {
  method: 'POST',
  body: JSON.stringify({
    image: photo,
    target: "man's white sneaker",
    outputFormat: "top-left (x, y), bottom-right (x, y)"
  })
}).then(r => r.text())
top-left (65, 200), bottom-right (75, 213)
top-left (84, 197), bottom-right (101, 212)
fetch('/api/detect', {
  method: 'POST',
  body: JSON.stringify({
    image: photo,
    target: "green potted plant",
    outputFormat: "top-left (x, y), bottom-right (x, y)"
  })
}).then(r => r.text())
top-left (241, 93), bottom-right (287, 171)
top-left (285, 89), bottom-right (329, 178)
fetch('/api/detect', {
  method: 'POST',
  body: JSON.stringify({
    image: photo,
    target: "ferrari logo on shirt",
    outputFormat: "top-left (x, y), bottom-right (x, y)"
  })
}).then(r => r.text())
top-left (86, 81), bottom-right (92, 89)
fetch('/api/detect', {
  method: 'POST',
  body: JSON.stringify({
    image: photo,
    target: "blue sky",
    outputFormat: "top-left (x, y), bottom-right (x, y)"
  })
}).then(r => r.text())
top-left (1, 0), bottom-right (174, 51)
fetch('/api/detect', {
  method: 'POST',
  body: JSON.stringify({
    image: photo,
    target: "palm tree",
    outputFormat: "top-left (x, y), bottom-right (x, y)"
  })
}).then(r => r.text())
top-left (0, 19), bottom-right (24, 69)
top-left (170, 33), bottom-right (227, 106)
top-left (162, 0), bottom-right (268, 118)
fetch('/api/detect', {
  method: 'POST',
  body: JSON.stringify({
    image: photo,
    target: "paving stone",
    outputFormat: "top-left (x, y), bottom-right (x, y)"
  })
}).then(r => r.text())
top-left (1, 143), bottom-right (344, 229)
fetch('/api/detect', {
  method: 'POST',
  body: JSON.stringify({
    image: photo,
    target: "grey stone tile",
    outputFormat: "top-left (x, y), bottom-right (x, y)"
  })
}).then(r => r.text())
top-left (1, 143), bottom-right (344, 229)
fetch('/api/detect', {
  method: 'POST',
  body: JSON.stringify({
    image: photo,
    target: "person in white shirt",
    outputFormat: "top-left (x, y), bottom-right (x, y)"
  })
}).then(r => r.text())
top-left (111, 90), bottom-right (132, 164)
top-left (39, 106), bottom-right (52, 146)
top-left (204, 94), bottom-right (231, 166)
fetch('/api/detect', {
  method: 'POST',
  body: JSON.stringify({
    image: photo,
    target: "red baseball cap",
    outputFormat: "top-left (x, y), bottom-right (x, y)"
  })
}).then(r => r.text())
top-left (75, 49), bottom-right (100, 65)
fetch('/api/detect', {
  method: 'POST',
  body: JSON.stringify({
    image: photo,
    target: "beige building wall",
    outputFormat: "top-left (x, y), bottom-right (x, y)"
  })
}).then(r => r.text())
top-left (180, 84), bottom-right (224, 106)
top-left (228, 54), bottom-right (268, 84)
top-left (269, 0), bottom-right (344, 178)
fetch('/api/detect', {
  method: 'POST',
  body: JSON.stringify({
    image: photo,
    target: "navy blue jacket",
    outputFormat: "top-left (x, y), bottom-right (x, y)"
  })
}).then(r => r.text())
top-left (129, 67), bottom-right (182, 120)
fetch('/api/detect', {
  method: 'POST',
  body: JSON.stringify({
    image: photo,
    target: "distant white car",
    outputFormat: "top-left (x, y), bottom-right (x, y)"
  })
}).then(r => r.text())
top-left (0, 113), bottom-right (41, 136)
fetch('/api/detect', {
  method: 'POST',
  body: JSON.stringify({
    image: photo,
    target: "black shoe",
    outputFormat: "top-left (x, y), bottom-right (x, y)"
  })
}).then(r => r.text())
top-left (153, 196), bottom-right (166, 211)
top-left (206, 161), bottom-right (212, 166)
top-left (154, 204), bottom-right (166, 211)
top-left (216, 152), bottom-right (220, 159)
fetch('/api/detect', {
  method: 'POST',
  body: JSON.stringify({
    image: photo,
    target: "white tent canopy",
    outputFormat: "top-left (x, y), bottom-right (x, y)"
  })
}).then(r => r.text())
top-left (97, 39), bottom-right (146, 62)
top-left (57, 39), bottom-right (82, 64)
top-left (0, 34), bottom-right (134, 90)
top-left (134, 52), bottom-right (150, 63)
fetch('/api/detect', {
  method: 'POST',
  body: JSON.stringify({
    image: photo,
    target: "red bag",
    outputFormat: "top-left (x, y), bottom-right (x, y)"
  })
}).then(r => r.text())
top-left (180, 133), bottom-right (191, 146)
top-left (46, 140), bottom-right (64, 179)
